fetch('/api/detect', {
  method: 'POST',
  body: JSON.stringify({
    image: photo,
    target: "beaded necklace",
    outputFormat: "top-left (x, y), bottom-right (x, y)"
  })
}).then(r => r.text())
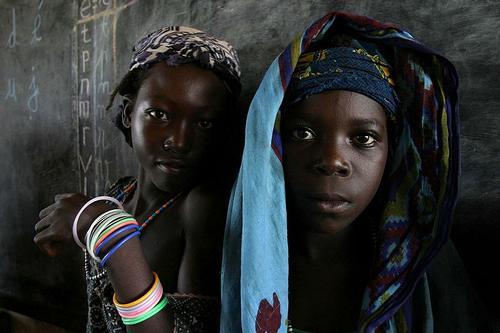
top-left (115, 179), bottom-right (184, 230)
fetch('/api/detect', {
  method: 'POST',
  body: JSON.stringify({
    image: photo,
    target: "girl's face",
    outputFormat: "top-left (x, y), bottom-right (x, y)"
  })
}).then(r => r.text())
top-left (127, 62), bottom-right (232, 193)
top-left (282, 90), bottom-right (388, 234)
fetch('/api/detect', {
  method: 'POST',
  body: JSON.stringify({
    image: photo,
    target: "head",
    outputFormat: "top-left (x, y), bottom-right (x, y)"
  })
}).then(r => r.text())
top-left (282, 41), bottom-right (398, 235)
top-left (108, 26), bottom-right (241, 193)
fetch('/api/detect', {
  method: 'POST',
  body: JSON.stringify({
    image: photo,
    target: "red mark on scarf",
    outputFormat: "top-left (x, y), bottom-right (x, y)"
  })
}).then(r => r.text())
top-left (255, 292), bottom-right (281, 333)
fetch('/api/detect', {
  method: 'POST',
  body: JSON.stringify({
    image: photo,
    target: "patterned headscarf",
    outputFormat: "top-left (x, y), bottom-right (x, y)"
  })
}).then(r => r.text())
top-left (221, 12), bottom-right (459, 333)
top-left (128, 26), bottom-right (241, 94)
top-left (287, 40), bottom-right (399, 114)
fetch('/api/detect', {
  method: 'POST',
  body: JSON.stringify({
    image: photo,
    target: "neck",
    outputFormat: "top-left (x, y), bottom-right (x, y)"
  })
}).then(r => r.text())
top-left (126, 168), bottom-right (176, 217)
top-left (289, 217), bottom-right (373, 267)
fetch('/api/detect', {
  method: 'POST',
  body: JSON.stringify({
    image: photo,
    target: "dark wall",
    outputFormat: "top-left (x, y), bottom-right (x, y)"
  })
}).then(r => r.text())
top-left (0, 0), bottom-right (498, 331)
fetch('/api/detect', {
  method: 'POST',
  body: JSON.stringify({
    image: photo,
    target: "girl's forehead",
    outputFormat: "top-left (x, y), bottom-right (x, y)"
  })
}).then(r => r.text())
top-left (136, 64), bottom-right (232, 112)
top-left (143, 64), bottom-right (227, 93)
top-left (286, 90), bottom-right (386, 119)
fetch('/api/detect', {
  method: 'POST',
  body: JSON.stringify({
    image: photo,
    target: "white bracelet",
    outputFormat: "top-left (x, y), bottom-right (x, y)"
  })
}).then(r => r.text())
top-left (72, 196), bottom-right (124, 250)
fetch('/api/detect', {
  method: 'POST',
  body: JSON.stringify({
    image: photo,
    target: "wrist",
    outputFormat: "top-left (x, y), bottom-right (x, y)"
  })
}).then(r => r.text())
top-left (77, 202), bottom-right (116, 241)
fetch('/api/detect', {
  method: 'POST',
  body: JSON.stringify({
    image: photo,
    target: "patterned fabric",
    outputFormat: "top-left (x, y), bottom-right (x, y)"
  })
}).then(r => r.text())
top-left (129, 26), bottom-right (241, 93)
top-left (287, 43), bottom-right (399, 114)
top-left (221, 12), bottom-right (459, 333)
top-left (86, 177), bottom-right (220, 333)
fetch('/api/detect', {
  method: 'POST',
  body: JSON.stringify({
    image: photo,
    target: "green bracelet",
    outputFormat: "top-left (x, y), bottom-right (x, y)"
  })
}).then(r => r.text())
top-left (122, 296), bottom-right (169, 326)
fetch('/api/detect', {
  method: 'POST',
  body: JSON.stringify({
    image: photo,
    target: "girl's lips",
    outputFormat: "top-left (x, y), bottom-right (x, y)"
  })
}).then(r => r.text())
top-left (309, 199), bottom-right (351, 214)
top-left (155, 160), bottom-right (188, 174)
top-left (306, 193), bottom-right (351, 214)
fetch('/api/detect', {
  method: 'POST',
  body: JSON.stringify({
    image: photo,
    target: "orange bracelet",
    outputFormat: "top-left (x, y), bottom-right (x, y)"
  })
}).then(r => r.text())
top-left (113, 272), bottom-right (159, 308)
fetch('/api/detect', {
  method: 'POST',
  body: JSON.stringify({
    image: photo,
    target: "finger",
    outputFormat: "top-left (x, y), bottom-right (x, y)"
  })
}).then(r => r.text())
top-left (34, 216), bottom-right (51, 233)
top-left (33, 229), bottom-right (62, 257)
top-left (54, 193), bottom-right (74, 201)
top-left (39, 204), bottom-right (57, 219)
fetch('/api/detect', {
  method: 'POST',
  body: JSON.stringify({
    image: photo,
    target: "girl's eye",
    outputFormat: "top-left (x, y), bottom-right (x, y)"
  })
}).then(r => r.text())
top-left (198, 120), bottom-right (214, 130)
top-left (291, 128), bottom-right (315, 141)
top-left (147, 109), bottom-right (170, 121)
top-left (353, 134), bottom-right (377, 147)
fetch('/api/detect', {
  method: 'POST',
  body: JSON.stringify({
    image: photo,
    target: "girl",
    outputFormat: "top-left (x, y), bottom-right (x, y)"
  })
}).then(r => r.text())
top-left (221, 12), bottom-right (484, 332)
top-left (34, 26), bottom-right (241, 332)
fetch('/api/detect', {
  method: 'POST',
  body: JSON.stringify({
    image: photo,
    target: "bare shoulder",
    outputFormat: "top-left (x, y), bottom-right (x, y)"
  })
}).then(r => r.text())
top-left (179, 180), bottom-right (231, 235)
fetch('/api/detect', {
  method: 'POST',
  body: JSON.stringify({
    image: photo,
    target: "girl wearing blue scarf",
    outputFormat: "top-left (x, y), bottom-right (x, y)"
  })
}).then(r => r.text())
top-left (221, 12), bottom-right (484, 332)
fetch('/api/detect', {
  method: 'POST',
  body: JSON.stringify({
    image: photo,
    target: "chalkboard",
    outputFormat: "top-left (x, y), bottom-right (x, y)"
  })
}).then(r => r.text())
top-left (1, 0), bottom-right (499, 331)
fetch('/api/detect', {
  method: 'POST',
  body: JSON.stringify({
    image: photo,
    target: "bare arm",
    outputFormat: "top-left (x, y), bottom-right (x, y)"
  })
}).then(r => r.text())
top-left (104, 237), bottom-right (174, 333)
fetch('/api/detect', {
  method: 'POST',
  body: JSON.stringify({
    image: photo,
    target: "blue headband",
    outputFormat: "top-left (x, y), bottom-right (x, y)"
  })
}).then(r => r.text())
top-left (287, 46), bottom-right (399, 115)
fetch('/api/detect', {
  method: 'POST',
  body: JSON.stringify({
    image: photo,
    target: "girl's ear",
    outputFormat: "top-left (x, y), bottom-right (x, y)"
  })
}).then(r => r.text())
top-left (121, 96), bottom-right (134, 129)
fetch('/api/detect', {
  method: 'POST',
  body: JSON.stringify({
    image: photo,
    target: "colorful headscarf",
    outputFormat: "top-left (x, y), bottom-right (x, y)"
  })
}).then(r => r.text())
top-left (129, 26), bottom-right (241, 93)
top-left (287, 42), bottom-right (399, 114)
top-left (221, 12), bottom-right (459, 333)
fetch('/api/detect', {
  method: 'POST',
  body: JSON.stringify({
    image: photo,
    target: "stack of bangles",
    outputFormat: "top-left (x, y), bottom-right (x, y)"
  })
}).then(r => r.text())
top-left (71, 196), bottom-right (141, 268)
top-left (85, 208), bottom-right (140, 268)
top-left (73, 196), bottom-right (168, 325)
top-left (113, 272), bottom-right (168, 325)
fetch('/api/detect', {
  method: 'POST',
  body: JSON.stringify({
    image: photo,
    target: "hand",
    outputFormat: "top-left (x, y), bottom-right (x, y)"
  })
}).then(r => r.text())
top-left (33, 193), bottom-right (109, 257)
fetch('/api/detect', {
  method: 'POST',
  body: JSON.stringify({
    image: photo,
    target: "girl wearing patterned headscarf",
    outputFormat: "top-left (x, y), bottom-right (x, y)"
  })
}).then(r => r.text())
top-left (34, 27), bottom-right (241, 332)
top-left (221, 12), bottom-right (483, 332)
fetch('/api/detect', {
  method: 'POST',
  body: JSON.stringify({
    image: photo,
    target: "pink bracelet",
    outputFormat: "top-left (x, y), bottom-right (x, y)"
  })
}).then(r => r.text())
top-left (72, 196), bottom-right (124, 250)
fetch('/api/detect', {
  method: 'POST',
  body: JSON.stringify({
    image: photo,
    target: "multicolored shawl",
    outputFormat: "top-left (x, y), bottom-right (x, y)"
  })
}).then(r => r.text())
top-left (221, 12), bottom-right (459, 333)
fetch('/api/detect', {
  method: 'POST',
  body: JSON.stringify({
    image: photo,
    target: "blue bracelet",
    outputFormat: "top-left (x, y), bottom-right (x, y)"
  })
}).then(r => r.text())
top-left (95, 224), bottom-right (140, 256)
top-left (99, 231), bottom-right (141, 268)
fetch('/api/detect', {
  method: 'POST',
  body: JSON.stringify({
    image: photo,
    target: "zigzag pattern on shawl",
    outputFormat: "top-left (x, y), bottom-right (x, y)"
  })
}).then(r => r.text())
top-left (265, 12), bottom-right (458, 331)
top-left (359, 48), bottom-right (457, 331)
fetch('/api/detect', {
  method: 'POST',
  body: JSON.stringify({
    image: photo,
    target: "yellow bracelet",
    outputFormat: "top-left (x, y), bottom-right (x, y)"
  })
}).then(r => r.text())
top-left (113, 272), bottom-right (159, 308)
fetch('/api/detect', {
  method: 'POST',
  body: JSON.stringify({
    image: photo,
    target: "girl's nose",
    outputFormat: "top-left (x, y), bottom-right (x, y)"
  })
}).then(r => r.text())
top-left (313, 142), bottom-right (351, 177)
top-left (163, 121), bottom-right (191, 153)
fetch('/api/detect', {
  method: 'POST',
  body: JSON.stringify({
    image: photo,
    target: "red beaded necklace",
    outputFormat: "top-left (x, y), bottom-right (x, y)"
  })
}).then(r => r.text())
top-left (120, 180), bottom-right (184, 231)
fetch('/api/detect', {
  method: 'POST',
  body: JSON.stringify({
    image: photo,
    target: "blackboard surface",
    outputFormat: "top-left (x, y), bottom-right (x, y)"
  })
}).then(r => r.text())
top-left (1, 0), bottom-right (499, 331)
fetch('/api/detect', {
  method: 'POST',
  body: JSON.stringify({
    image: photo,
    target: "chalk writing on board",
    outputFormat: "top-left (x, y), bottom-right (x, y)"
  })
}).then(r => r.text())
top-left (83, 176), bottom-right (88, 196)
top-left (80, 78), bottom-right (90, 96)
top-left (101, 15), bottom-right (110, 37)
top-left (93, 157), bottom-right (112, 192)
top-left (95, 49), bottom-right (110, 82)
top-left (31, 0), bottom-right (44, 45)
top-left (104, 160), bottom-right (112, 189)
top-left (5, 78), bottom-right (17, 101)
top-left (96, 104), bottom-right (106, 119)
top-left (82, 126), bottom-right (91, 146)
top-left (79, 153), bottom-right (93, 195)
top-left (79, 100), bottom-right (90, 119)
top-left (7, 8), bottom-right (18, 48)
top-left (28, 67), bottom-right (40, 114)
top-left (79, 153), bottom-right (92, 174)
top-left (80, 0), bottom-right (91, 18)
top-left (81, 24), bottom-right (91, 43)
top-left (82, 50), bottom-right (90, 73)
top-left (74, 0), bottom-right (139, 195)
top-left (96, 126), bottom-right (106, 150)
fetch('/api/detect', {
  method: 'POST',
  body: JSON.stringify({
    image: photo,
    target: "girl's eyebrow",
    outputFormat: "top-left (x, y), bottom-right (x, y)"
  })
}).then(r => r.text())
top-left (144, 93), bottom-right (223, 110)
top-left (349, 117), bottom-right (385, 129)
